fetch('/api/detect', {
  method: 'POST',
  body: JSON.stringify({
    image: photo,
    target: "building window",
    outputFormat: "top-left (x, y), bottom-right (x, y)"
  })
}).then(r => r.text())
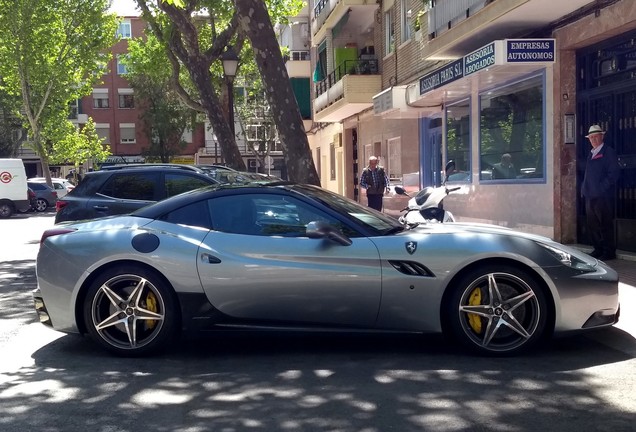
top-left (401, 1), bottom-right (411, 42)
top-left (119, 94), bottom-right (134, 108)
top-left (445, 99), bottom-right (471, 182)
top-left (96, 124), bottom-right (110, 144)
top-left (117, 20), bottom-right (132, 39)
top-left (117, 55), bottom-right (128, 75)
top-left (479, 74), bottom-right (545, 182)
top-left (385, 12), bottom-right (394, 55)
top-left (330, 142), bottom-right (336, 180)
top-left (93, 90), bottom-right (109, 108)
top-left (387, 137), bottom-right (402, 182)
top-left (120, 124), bottom-right (136, 144)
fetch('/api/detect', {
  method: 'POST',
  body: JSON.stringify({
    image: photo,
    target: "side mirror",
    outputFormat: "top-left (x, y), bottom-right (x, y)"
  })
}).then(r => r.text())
top-left (306, 221), bottom-right (352, 246)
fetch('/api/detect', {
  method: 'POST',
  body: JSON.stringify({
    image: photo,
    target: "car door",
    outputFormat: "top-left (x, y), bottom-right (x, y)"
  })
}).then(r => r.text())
top-left (88, 172), bottom-right (160, 218)
top-left (196, 193), bottom-right (383, 327)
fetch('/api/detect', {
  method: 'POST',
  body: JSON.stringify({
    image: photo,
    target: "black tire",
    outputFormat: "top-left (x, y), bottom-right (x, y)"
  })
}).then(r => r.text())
top-left (34, 198), bottom-right (48, 212)
top-left (445, 264), bottom-right (548, 356)
top-left (0, 201), bottom-right (14, 218)
top-left (83, 265), bottom-right (180, 356)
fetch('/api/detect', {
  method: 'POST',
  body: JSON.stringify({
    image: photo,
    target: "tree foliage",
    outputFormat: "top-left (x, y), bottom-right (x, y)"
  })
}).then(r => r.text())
top-left (50, 117), bottom-right (111, 176)
top-left (0, 88), bottom-right (23, 157)
top-left (0, 0), bottom-right (118, 184)
top-left (133, 0), bottom-right (319, 183)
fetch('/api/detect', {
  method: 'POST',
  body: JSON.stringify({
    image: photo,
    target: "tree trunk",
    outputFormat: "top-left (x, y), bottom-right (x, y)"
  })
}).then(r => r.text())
top-left (235, 0), bottom-right (320, 185)
top-left (186, 58), bottom-right (246, 170)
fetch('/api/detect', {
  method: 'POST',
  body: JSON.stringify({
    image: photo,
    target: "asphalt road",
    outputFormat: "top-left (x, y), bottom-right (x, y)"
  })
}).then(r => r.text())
top-left (1, 212), bottom-right (635, 431)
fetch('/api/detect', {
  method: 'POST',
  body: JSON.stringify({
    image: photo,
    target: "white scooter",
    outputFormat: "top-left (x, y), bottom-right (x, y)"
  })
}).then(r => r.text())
top-left (394, 185), bottom-right (460, 226)
top-left (394, 161), bottom-right (462, 226)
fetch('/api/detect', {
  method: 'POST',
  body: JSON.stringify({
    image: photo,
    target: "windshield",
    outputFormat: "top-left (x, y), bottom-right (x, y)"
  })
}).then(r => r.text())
top-left (292, 185), bottom-right (403, 234)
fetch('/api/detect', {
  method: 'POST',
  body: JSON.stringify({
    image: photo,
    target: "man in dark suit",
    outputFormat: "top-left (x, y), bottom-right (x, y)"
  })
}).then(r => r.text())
top-left (581, 125), bottom-right (621, 260)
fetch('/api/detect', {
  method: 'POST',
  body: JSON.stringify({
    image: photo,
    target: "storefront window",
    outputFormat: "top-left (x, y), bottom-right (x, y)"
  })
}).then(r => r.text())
top-left (479, 74), bottom-right (544, 182)
top-left (445, 99), bottom-right (471, 182)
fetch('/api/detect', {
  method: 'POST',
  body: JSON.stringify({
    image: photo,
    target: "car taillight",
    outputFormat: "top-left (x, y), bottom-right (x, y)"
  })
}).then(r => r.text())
top-left (40, 228), bottom-right (77, 244)
top-left (55, 200), bottom-right (68, 212)
top-left (28, 189), bottom-right (36, 199)
top-left (52, 191), bottom-right (58, 197)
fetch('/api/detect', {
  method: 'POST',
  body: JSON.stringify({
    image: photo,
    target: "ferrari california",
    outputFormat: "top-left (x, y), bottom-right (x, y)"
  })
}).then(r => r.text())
top-left (33, 183), bottom-right (620, 356)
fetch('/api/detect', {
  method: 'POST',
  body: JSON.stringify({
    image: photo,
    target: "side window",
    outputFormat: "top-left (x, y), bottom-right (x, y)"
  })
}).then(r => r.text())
top-left (159, 201), bottom-right (211, 229)
top-left (165, 173), bottom-right (212, 197)
top-left (99, 173), bottom-right (157, 200)
top-left (209, 193), bottom-right (353, 237)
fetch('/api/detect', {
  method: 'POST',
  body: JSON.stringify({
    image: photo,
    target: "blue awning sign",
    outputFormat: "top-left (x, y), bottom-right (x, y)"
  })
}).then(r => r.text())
top-left (506, 39), bottom-right (555, 62)
top-left (416, 39), bottom-right (556, 97)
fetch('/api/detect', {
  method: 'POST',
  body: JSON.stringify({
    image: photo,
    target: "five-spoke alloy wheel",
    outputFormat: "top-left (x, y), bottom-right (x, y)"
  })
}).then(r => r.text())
top-left (446, 265), bottom-right (548, 356)
top-left (83, 266), bottom-right (179, 356)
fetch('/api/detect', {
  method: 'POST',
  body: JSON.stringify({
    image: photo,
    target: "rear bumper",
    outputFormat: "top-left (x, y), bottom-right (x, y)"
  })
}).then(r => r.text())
top-left (32, 288), bottom-right (53, 327)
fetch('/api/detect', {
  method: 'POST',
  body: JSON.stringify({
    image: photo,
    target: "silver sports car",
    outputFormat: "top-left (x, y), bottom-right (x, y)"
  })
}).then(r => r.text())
top-left (33, 183), bottom-right (620, 356)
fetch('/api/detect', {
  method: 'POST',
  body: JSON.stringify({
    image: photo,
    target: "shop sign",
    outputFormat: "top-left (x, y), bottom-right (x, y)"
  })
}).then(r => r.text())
top-left (506, 39), bottom-right (555, 62)
top-left (464, 42), bottom-right (498, 76)
top-left (373, 87), bottom-right (393, 114)
top-left (419, 59), bottom-right (464, 95)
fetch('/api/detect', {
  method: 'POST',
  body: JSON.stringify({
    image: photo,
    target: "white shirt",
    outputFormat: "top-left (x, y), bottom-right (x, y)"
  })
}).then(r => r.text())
top-left (591, 143), bottom-right (604, 159)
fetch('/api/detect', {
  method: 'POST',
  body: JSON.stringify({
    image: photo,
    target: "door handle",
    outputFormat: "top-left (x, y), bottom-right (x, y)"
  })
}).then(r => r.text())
top-left (201, 253), bottom-right (221, 264)
top-left (93, 206), bottom-right (108, 211)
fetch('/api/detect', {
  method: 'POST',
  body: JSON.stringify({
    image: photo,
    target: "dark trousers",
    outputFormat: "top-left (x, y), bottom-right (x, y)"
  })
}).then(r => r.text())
top-left (367, 194), bottom-right (383, 211)
top-left (585, 197), bottom-right (616, 254)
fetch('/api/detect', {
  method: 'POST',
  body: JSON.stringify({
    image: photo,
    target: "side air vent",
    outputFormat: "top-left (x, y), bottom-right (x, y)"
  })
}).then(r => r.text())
top-left (388, 260), bottom-right (434, 277)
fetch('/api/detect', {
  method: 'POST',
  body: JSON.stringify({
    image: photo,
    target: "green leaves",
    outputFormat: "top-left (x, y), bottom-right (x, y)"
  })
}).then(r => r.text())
top-left (0, 0), bottom-right (118, 169)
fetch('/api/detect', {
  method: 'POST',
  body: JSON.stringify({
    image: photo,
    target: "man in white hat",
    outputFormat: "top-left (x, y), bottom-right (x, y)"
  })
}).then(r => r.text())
top-left (581, 124), bottom-right (620, 260)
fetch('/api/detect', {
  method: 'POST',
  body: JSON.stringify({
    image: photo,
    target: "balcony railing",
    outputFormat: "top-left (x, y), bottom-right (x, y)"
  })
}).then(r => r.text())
top-left (315, 59), bottom-right (379, 96)
top-left (428, 0), bottom-right (489, 38)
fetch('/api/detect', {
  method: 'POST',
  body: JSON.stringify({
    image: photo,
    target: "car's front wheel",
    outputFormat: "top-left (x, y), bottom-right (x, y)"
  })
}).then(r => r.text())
top-left (34, 198), bottom-right (48, 212)
top-left (83, 266), bottom-right (180, 356)
top-left (445, 265), bottom-right (548, 356)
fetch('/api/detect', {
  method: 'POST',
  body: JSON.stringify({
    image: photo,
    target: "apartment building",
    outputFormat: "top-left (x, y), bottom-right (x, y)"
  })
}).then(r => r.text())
top-left (82, 15), bottom-right (205, 169)
top-left (308, 0), bottom-right (636, 252)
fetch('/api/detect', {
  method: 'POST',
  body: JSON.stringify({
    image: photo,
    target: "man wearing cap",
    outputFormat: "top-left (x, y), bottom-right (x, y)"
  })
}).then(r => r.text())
top-left (360, 156), bottom-right (390, 211)
top-left (581, 124), bottom-right (621, 260)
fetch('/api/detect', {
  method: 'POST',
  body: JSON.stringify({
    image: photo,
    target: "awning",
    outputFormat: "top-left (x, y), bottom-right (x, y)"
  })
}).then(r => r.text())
top-left (407, 38), bottom-right (555, 109)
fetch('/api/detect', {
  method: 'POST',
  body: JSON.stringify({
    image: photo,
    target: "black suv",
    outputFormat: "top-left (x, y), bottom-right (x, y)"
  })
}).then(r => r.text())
top-left (55, 164), bottom-right (221, 223)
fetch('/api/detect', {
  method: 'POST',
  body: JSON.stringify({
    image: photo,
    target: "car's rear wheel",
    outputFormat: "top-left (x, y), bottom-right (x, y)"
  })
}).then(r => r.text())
top-left (83, 266), bottom-right (180, 356)
top-left (34, 198), bottom-right (48, 212)
top-left (446, 265), bottom-right (548, 356)
top-left (0, 201), bottom-right (14, 218)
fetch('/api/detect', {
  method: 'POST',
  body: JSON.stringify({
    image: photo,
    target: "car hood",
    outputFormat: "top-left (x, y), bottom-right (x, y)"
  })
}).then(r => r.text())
top-left (402, 221), bottom-right (581, 253)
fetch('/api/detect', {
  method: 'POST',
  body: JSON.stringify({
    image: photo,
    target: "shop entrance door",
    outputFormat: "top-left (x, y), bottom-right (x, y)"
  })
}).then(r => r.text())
top-left (577, 91), bottom-right (636, 252)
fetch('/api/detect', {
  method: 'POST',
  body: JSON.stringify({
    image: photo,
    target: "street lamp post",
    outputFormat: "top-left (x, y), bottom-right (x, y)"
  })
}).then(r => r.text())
top-left (221, 46), bottom-right (239, 139)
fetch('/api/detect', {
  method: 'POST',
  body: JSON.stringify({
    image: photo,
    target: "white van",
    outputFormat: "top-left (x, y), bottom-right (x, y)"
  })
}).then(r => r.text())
top-left (0, 158), bottom-right (31, 218)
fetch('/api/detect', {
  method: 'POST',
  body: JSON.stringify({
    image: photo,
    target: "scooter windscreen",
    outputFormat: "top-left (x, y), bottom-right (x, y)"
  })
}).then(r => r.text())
top-left (414, 187), bottom-right (434, 206)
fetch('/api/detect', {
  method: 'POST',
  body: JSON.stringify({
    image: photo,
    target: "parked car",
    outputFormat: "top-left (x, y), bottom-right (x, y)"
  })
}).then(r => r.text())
top-left (28, 177), bottom-right (75, 198)
top-left (26, 182), bottom-right (58, 212)
top-left (54, 164), bottom-right (221, 223)
top-left (35, 183), bottom-right (619, 356)
top-left (0, 158), bottom-right (31, 218)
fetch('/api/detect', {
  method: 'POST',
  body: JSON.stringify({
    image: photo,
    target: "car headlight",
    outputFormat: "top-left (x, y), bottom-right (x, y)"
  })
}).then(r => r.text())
top-left (538, 242), bottom-right (597, 272)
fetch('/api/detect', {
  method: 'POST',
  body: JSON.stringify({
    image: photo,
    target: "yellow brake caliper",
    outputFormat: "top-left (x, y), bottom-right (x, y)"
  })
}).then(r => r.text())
top-left (467, 288), bottom-right (482, 334)
top-left (145, 292), bottom-right (157, 329)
